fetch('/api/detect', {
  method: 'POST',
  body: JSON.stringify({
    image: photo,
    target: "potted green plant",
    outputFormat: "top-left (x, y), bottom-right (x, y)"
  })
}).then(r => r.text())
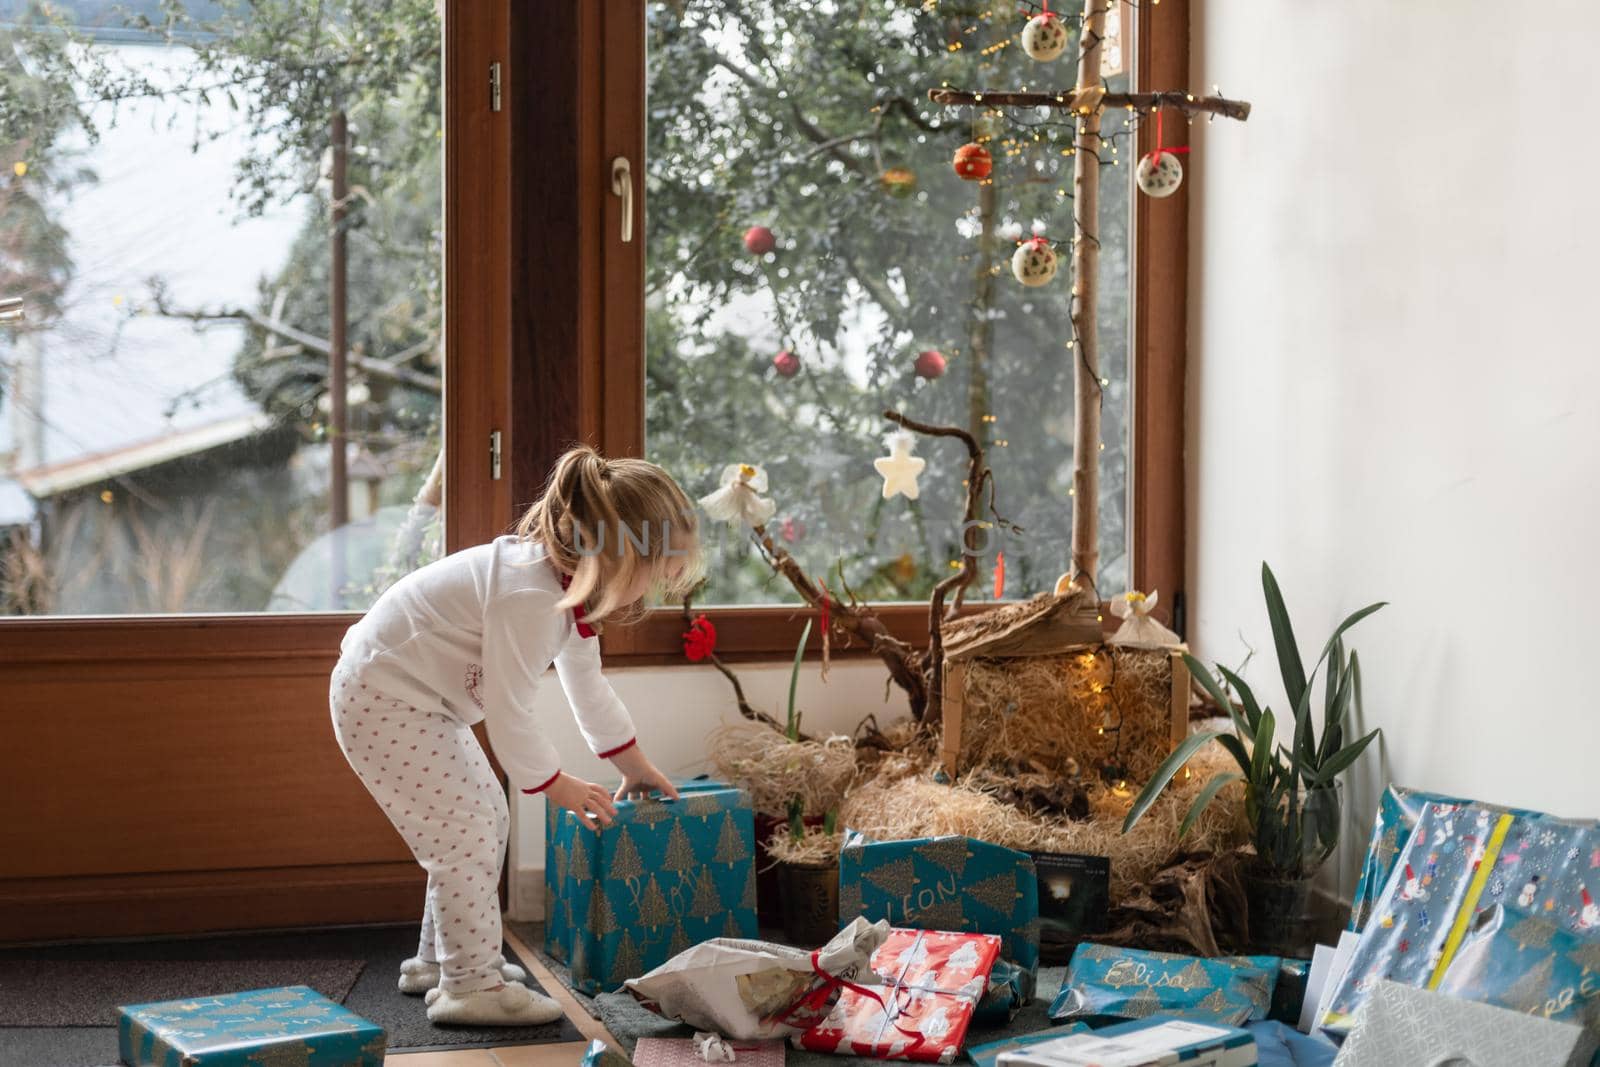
top-left (1123, 563), bottom-right (1386, 956)
top-left (766, 620), bottom-right (845, 944)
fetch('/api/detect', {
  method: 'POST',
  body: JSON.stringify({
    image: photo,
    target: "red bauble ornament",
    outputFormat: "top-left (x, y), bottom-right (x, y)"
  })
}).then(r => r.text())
top-left (781, 516), bottom-right (805, 543)
top-left (743, 226), bottom-right (776, 255)
top-left (914, 349), bottom-right (947, 380)
top-left (772, 349), bottom-right (801, 378)
top-left (682, 614), bottom-right (717, 662)
top-left (952, 143), bottom-right (993, 181)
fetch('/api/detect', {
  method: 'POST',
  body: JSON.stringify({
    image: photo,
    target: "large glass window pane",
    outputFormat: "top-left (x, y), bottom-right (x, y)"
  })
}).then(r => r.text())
top-left (0, 0), bottom-right (443, 614)
top-left (644, 1), bottom-right (1133, 605)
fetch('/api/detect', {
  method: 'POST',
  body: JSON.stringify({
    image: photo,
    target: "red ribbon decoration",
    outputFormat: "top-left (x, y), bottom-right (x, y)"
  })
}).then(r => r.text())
top-left (1148, 108), bottom-right (1192, 167)
top-left (775, 951), bottom-right (925, 1054)
top-left (993, 551), bottom-right (1006, 600)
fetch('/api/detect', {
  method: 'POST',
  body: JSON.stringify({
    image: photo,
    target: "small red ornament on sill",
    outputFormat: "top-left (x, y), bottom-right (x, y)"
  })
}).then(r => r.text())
top-left (952, 142), bottom-right (992, 181)
top-left (683, 614), bottom-right (717, 662)
top-left (914, 349), bottom-right (947, 379)
top-left (743, 225), bottom-right (777, 255)
top-left (773, 349), bottom-right (801, 378)
top-left (993, 551), bottom-right (1006, 599)
top-left (781, 515), bottom-right (805, 543)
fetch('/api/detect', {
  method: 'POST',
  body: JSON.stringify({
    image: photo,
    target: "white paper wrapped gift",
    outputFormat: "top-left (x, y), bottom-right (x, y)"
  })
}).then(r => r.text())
top-left (1332, 980), bottom-right (1597, 1067)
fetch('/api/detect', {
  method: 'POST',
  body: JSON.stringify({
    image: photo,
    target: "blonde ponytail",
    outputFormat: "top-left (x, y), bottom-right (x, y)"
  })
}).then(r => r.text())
top-left (516, 445), bottom-right (701, 624)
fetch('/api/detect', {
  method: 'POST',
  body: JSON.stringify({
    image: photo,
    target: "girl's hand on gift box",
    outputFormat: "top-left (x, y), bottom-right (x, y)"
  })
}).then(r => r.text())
top-left (610, 746), bottom-right (680, 802)
top-left (547, 773), bottom-right (619, 828)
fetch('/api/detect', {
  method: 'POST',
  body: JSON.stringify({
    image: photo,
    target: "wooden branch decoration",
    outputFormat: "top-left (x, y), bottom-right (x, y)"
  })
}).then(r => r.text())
top-left (926, 88), bottom-right (1252, 123)
top-left (749, 521), bottom-right (930, 720)
top-left (883, 407), bottom-right (987, 728)
top-left (926, 0), bottom-right (1252, 594)
top-left (734, 409), bottom-right (1009, 726)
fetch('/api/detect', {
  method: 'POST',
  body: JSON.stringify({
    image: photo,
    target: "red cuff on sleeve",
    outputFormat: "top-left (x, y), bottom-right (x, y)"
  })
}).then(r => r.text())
top-left (520, 769), bottom-right (562, 795)
top-left (557, 572), bottom-right (598, 639)
top-left (597, 737), bottom-right (638, 760)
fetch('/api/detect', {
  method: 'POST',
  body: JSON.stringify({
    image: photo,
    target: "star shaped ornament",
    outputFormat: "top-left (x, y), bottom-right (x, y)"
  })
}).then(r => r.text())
top-left (874, 430), bottom-right (926, 500)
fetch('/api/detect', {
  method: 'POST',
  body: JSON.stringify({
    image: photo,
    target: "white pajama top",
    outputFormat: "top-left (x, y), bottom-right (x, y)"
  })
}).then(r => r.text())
top-left (339, 535), bottom-right (636, 793)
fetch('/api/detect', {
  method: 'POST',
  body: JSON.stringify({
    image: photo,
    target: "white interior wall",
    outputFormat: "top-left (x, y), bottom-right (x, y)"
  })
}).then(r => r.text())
top-left (506, 660), bottom-right (901, 919)
top-left (1188, 0), bottom-right (1600, 878)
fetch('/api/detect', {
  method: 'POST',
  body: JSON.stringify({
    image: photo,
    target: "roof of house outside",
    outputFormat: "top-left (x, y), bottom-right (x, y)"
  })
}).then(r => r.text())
top-left (12, 411), bottom-right (276, 498)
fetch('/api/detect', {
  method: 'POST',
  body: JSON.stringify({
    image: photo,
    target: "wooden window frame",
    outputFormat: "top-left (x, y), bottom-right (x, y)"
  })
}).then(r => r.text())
top-left (514, 2), bottom-right (1190, 666)
top-left (0, 1), bottom-right (512, 941)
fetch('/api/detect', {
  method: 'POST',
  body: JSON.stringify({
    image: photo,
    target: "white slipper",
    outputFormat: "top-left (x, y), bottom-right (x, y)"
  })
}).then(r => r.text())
top-left (425, 982), bottom-right (564, 1026)
top-left (399, 957), bottom-right (528, 995)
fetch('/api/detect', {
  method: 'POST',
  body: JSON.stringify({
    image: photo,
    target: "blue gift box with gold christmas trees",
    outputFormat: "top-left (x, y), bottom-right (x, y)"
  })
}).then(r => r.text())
top-left (837, 830), bottom-right (1040, 1011)
top-left (117, 985), bottom-right (384, 1067)
top-left (544, 779), bottom-right (759, 994)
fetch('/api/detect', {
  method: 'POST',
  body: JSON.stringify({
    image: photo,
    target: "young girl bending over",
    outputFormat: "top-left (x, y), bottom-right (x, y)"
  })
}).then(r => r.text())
top-left (331, 446), bottom-right (699, 1026)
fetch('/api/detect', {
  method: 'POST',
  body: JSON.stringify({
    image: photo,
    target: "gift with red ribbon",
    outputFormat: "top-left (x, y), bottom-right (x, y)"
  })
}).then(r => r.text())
top-left (625, 917), bottom-right (891, 1042)
top-left (795, 928), bottom-right (1003, 1064)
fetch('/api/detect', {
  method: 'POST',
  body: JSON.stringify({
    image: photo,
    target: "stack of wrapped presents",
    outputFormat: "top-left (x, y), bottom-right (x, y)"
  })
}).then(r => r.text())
top-left (544, 778), bottom-right (1598, 1067)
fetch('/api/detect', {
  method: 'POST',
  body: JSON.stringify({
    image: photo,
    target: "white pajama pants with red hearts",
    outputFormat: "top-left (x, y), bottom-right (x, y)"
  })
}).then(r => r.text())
top-left (330, 663), bottom-right (511, 995)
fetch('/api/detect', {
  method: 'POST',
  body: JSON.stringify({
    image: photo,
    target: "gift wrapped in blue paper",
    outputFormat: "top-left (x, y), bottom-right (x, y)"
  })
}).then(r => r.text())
top-left (118, 985), bottom-right (384, 1067)
top-left (837, 831), bottom-right (1039, 1012)
top-left (545, 780), bottom-right (759, 994)
top-left (1049, 944), bottom-right (1280, 1028)
top-left (1323, 799), bottom-right (1600, 1033)
top-left (1436, 904), bottom-right (1600, 1028)
top-left (1347, 785), bottom-right (1561, 933)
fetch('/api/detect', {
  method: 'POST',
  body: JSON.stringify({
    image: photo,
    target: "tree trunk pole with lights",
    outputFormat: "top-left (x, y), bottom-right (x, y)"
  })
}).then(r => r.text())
top-left (1068, 0), bottom-right (1106, 594)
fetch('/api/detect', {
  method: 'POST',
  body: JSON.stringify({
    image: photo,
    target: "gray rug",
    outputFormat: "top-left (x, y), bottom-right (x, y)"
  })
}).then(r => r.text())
top-left (511, 921), bottom-right (1067, 1067)
top-left (0, 924), bottom-right (583, 1067)
top-left (0, 958), bottom-right (366, 1027)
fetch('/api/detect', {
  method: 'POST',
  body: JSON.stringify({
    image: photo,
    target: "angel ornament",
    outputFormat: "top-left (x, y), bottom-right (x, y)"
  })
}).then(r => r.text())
top-left (699, 463), bottom-right (777, 527)
top-left (1107, 590), bottom-right (1185, 649)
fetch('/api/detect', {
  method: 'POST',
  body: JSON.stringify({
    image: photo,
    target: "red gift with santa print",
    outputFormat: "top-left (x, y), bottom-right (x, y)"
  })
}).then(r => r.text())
top-left (794, 928), bottom-right (1001, 1064)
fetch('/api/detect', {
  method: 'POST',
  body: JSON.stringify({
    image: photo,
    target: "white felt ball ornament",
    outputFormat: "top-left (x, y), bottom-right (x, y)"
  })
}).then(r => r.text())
top-left (1011, 237), bottom-right (1058, 287)
top-left (1021, 12), bottom-right (1069, 62)
top-left (1136, 150), bottom-right (1184, 198)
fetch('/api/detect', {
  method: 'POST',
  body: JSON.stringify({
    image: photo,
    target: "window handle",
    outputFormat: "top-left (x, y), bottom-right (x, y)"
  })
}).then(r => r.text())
top-left (611, 156), bottom-right (633, 243)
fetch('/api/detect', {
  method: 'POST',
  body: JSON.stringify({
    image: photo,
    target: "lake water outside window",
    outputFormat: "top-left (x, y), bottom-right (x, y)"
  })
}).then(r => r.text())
top-left (0, 0), bottom-right (442, 615)
top-left (644, 1), bottom-right (1134, 606)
